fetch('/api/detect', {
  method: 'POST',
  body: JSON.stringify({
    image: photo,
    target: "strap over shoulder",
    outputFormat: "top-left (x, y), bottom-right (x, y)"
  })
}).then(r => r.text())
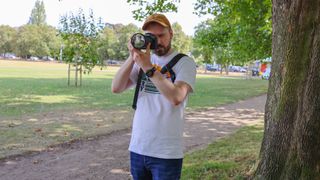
top-left (160, 53), bottom-right (186, 74)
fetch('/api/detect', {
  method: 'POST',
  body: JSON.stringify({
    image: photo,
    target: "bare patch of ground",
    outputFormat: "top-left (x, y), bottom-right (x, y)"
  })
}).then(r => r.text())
top-left (0, 94), bottom-right (266, 180)
top-left (0, 108), bottom-right (134, 159)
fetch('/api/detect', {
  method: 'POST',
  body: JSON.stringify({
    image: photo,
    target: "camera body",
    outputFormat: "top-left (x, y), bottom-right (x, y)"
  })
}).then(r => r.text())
top-left (131, 33), bottom-right (158, 50)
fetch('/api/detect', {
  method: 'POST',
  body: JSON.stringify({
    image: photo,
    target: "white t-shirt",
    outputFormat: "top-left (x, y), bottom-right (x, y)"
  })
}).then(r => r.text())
top-left (129, 51), bottom-right (196, 159)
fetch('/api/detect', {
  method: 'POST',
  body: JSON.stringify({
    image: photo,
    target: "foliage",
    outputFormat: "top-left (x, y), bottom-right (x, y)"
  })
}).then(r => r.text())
top-left (59, 9), bottom-right (104, 73)
top-left (127, 0), bottom-right (272, 65)
top-left (15, 25), bottom-right (61, 58)
top-left (97, 26), bottom-right (118, 61)
top-left (194, 0), bottom-right (272, 62)
top-left (13, 1), bottom-right (60, 59)
top-left (44, 25), bottom-right (62, 59)
top-left (28, 0), bottom-right (47, 25)
top-left (193, 18), bottom-right (233, 66)
top-left (127, 0), bottom-right (180, 21)
top-left (0, 25), bottom-right (17, 55)
top-left (172, 22), bottom-right (192, 54)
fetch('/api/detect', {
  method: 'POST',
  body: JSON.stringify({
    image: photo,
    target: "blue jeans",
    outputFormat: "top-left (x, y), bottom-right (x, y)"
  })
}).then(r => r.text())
top-left (130, 151), bottom-right (183, 180)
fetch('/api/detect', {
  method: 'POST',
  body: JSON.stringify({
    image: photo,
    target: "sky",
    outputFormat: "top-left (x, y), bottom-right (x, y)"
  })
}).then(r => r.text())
top-left (0, 0), bottom-right (212, 36)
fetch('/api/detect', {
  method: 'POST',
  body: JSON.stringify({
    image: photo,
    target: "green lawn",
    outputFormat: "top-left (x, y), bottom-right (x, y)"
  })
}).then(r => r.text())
top-left (0, 59), bottom-right (268, 162)
top-left (0, 60), bottom-right (268, 117)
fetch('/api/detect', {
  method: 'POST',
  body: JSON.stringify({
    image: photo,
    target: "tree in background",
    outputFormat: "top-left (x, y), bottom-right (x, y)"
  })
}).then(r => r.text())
top-left (28, 0), bottom-right (47, 25)
top-left (59, 9), bottom-right (103, 86)
top-left (113, 23), bottom-right (140, 60)
top-left (97, 26), bottom-right (117, 61)
top-left (15, 25), bottom-right (60, 59)
top-left (193, 18), bottom-right (234, 73)
top-left (194, 0), bottom-right (271, 65)
top-left (98, 23), bottom-right (140, 61)
top-left (127, 0), bottom-right (180, 21)
top-left (0, 25), bottom-right (16, 56)
top-left (15, 25), bottom-right (46, 58)
top-left (14, 0), bottom-right (60, 59)
top-left (42, 25), bottom-right (62, 59)
top-left (172, 22), bottom-right (192, 54)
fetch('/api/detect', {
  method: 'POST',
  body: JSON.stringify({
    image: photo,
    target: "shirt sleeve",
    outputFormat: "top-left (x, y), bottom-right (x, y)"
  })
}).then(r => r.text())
top-left (129, 63), bottom-right (140, 87)
top-left (173, 56), bottom-right (197, 92)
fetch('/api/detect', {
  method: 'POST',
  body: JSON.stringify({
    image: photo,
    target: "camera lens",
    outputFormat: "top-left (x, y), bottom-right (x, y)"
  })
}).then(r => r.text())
top-left (131, 33), bottom-right (146, 49)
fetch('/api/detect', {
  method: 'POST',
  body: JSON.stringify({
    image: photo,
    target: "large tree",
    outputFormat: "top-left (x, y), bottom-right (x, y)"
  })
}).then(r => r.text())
top-left (194, 0), bottom-right (271, 64)
top-left (193, 18), bottom-right (234, 73)
top-left (28, 0), bottom-right (47, 25)
top-left (15, 25), bottom-right (60, 58)
top-left (255, 0), bottom-right (320, 179)
top-left (0, 25), bottom-right (16, 56)
top-left (172, 22), bottom-right (192, 54)
top-left (97, 26), bottom-right (118, 61)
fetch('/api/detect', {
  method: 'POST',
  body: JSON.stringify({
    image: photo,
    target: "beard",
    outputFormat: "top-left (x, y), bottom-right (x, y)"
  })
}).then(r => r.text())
top-left (153, 41), bottom-right (171, 56)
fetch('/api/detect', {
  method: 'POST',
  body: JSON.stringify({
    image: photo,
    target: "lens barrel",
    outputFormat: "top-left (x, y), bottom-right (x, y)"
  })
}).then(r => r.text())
top-left (131, 33), bottom-right (146, 49)
top-left (130, 33), bottom-right (157, 50)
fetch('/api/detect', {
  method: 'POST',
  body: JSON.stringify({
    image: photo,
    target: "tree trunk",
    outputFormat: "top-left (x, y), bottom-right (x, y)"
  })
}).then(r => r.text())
top-left (255, 0), bottom-right (320, 179)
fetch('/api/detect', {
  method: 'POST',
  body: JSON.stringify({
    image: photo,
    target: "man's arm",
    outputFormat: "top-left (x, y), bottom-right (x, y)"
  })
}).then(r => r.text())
top-left (149, 72), bottom-right (192, 106)
top-left (111, 55), bottom-right (135, 93)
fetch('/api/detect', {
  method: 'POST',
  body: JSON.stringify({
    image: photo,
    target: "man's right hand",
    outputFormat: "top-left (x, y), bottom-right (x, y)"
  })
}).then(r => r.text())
top-left (131, 43), bottom-right (153, 73)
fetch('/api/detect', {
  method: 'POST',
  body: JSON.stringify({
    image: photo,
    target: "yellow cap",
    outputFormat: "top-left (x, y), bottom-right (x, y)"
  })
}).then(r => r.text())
top-left (142, 13), bottom-right (171, 30)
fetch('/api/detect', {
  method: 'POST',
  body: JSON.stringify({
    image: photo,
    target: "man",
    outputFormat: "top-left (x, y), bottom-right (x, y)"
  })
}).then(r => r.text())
top-left (112, 13), bottom-right (196, 180)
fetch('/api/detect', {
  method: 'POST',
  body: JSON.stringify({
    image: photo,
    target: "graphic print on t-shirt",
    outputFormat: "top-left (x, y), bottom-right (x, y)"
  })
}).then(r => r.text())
top-left (139, 66), bottom-right (172, 94)
top-left (140, 74), bottom-right (159, 94)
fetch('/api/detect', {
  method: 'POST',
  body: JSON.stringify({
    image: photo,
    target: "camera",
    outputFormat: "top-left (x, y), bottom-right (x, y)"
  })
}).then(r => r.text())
top-left (131, 33), bottom-right (158, 50)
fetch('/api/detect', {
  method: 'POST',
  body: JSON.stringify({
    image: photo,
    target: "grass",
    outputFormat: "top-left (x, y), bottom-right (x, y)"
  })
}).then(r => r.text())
top-left (0, 60), bottom-right (268, 117)
top-left (181, 124), bottom-right (264, 180)
top-left (0, 59), bottom-right (268, 160)
top-left (0, 60), bottom-right (132, 117)
top-left (188, 74), bottom-right (268, 109)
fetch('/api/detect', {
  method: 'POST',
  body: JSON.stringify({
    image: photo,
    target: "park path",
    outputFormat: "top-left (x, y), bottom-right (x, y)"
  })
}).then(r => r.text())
top-left (0, 94), bottom-right (266, 180)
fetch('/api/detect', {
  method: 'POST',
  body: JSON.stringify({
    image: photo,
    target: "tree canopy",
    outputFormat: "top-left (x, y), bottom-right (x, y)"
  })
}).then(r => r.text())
top-left (127, 0), bottom-right (271, 66)
top-left (0, 25), bottom-right (16, 55)
top-left (59, 9), bottom-right (103, 73)
top-left (172, 22), bottom-right (192, 54)
top-left (28, 0), bottom-right (47, 25)
top-left (15, 24), bottom-right (60, 58)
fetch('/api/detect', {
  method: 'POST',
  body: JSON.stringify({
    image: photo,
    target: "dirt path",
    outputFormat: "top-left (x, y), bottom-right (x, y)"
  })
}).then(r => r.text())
top-left (0, 94), bottom-right (266, 180)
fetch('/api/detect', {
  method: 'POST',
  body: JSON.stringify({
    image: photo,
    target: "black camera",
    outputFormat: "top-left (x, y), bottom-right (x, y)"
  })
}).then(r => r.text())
top-left (131, 33), bottom-right (158, 50)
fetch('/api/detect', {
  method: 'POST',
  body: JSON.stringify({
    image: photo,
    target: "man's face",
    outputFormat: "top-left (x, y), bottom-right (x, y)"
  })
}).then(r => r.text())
top-left (145, 23), bottom-right (173, 56)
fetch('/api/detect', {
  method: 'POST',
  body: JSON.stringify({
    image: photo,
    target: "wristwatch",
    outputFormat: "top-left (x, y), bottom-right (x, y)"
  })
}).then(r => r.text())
top-left (145, 67), bottom-right (156, 78)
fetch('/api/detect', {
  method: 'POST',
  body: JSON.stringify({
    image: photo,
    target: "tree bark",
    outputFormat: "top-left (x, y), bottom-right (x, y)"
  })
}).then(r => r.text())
top-left (255, 0), bottom-right (320, 179)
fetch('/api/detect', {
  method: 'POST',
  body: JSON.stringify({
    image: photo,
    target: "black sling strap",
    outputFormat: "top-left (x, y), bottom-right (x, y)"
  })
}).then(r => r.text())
top-left (160, 53), bottom-right (186, 82)
top-left (132, 53), bottom-right (187, 110)
top-left (132, 68), bottom-right (144, 110)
